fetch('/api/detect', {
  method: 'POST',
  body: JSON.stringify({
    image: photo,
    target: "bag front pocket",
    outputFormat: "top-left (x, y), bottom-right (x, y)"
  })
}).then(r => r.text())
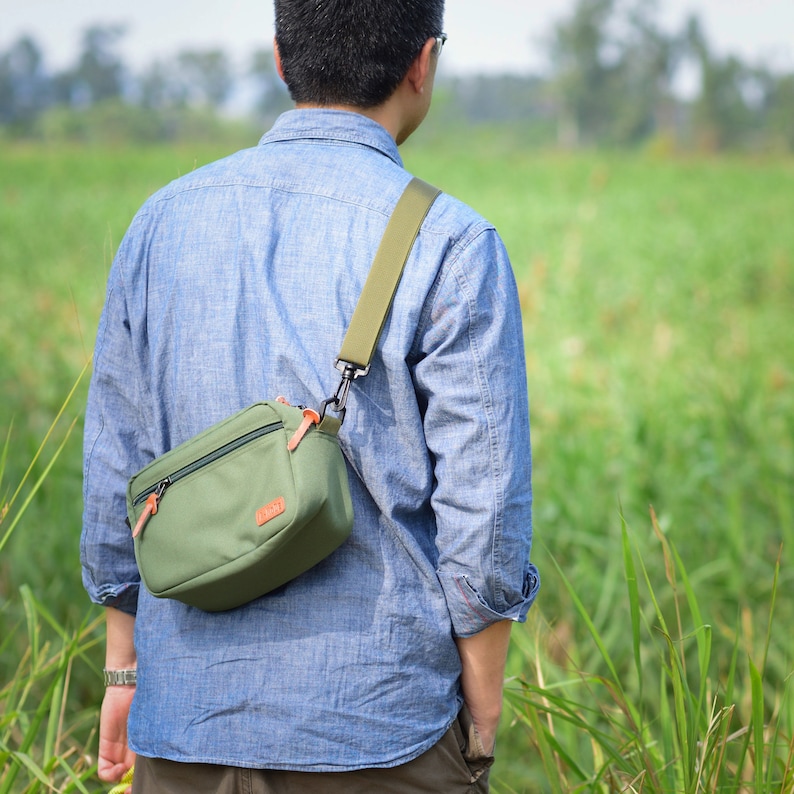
top-left (128, 404), bottom-right (297, 596)
top-left (130, 419), bottom-right (284, 534)
top-left (126, 400), bottom-right (353, 610)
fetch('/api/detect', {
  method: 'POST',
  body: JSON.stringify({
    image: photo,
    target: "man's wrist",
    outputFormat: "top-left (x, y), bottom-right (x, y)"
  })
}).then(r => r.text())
top-left (102, 667), bottom-right (137, 687)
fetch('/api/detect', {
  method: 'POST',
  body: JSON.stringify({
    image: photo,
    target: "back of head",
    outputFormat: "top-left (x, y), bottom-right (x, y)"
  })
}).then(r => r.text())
top-left (275, 0), bottom-right (445, 109)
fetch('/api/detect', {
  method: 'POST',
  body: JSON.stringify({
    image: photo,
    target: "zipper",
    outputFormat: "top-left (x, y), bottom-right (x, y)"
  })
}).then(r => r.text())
top-left (132, 421), bottom-right (283, 508)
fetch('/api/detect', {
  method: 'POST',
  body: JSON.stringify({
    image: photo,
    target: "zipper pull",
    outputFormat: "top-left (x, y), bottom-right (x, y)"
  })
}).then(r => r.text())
top-left (131, 479), bottom-right (170, 538)
top-left (287, 408), bottom-right (321, 451)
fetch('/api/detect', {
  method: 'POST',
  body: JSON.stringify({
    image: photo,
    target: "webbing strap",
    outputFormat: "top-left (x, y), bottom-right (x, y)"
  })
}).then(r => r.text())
top-left (337, 177), bottom-right (440, 370)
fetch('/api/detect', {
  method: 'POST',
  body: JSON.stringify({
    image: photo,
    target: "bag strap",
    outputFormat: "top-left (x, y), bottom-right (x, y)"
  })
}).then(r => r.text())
top-left (320, 177), bottom-right (440, 424)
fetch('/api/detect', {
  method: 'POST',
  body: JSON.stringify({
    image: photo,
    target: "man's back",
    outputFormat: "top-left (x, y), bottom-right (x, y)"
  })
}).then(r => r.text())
top-left (83, 108), bottom-right (537, 771)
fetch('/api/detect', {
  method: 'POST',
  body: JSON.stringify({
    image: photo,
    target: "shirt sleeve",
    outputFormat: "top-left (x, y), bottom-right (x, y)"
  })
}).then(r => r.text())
top-left (81, 219), bottom-right (152, 616)
top-left (413, 224), bottom-right (540, 637)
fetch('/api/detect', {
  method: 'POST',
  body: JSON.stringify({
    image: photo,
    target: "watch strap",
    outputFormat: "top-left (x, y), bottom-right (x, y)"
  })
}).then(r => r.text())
top-left (103, 667), bottom-right (137, 686)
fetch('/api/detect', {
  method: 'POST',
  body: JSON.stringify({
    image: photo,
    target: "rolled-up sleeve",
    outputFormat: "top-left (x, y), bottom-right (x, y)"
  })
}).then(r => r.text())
top-left (81, 222), bottom-right (151, 615)
top-left (414, 225), bottom-right (539, 637)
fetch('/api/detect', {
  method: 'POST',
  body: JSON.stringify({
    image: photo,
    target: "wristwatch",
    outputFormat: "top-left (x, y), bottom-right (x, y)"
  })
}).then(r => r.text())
top-left (103, 667), bottom-right (137, 686)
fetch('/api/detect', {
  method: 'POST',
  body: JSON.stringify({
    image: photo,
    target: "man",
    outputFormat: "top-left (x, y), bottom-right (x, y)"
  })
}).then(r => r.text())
top-left (81, 1), bottom-right (539, 791)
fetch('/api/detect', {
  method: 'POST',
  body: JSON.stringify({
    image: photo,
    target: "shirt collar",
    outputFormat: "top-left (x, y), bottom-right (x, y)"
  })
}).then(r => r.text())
top-left (258, 109), bottom-right (403, 168)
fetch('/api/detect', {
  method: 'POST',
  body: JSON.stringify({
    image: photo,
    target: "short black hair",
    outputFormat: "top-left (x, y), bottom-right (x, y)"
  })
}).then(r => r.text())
top-left (275, 0), bottom-right (445, 108)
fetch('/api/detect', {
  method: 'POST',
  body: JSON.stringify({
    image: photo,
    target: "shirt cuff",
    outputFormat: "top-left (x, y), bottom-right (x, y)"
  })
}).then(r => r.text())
top-left (437, 566), bottom-right (540, 638)
top-left (84, 577), bottom-right (140, 616)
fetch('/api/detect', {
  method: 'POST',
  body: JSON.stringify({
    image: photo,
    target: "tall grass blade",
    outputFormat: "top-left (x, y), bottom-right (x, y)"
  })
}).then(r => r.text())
top-left (56, 755), bottom-right (95, 793)
top-left (0, 359), bottom-right (89, 554)
top-left (761, 546), bottom-right (781, 676)
top-left (20, 585), bottom-right (41, 671)
top-left (520, 697), bottom-right (566, 794)
top-left (0, 414), bottom-right (80, 556)
top-left (0, 421), bottom-right (12, 505)
top-left (670, 542), bottom-right (711, 704)
top-left (631, 520), bottom-right (670, 638)
top-left (658, 670), bottom-right (678, 792)
top-left (545, 551), bottom-right (623, 695)
top-left (620, 514), bottom-right (643, 697)
top-left (663, 630), bottom-right (696, 791)
top-left (1, 750), bottom-right (51, 788)
top-left (43, 651), bottom-right (67, 770)
top-left (749, 656), bottom-right (765, 793)
top-left (0, 653), bottom-right (64, 794)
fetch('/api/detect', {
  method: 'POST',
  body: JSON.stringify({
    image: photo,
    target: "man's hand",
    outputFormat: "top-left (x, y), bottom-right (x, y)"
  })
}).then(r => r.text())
top-left (100, 607), bottom-right (137, 788)
top-left (454, 620), bottom-right (513, 754)
top-left (98, 685), bottom-right (136, 784)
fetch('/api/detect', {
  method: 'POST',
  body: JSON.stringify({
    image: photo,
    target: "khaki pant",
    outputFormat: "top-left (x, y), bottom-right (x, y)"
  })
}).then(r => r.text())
top-left (132, 707), bottom-right (493, 793)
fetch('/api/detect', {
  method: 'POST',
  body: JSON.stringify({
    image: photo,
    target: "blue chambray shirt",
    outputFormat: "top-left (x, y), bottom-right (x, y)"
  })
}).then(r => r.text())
top-left (81, 109), bottom-right (539, 771)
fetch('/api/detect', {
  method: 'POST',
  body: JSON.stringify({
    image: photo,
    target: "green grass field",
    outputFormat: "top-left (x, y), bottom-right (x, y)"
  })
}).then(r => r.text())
top-left (1, 132), bottom-right (793, 792)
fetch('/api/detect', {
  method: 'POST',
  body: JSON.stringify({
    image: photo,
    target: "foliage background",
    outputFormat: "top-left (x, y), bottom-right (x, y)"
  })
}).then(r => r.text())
top-left (1, 2), bottom-right (793, 790)
top-left (2, 131), bottom-right (793, 791)
top-left (2, 0), bottom-right (794, 151)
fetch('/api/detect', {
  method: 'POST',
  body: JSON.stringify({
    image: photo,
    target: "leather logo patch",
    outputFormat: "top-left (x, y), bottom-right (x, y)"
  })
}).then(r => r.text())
top-left (256, 497), bottom-right (286, 526)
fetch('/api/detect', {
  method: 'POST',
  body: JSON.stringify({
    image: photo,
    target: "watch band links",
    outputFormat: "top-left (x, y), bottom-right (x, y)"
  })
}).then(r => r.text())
top-left (103, 667), bottom-right (137, 686)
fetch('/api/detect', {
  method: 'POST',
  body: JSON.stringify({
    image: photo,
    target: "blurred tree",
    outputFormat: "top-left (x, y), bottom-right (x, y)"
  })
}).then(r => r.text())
top-left (684, 17), bottom-right (755, 150)
top-left (0, 36), bottom-right (50, 129)
top-left (547, 0), bottom-right (617, 146)
top-left (609, 0), bottom-right (682, 145)
top-left (175, 49), bottom-right (233, 109)
top-left (761, 71), bottom-right (794, 151)
top-left (443, 74), bottom-right (552, 126)
top-left (137, 59), bottom-right (192, 110)
top-left (64, 25), bottom-right (127, 106)
top-left (250, 48), bottom-right (290, 119)
top-left (0, 10), bottom-right (790, 150)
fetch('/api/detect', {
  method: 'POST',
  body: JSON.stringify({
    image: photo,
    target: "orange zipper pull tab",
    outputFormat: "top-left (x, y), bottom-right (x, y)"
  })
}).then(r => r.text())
top-left (287, 408), bottom-right (321, 451)
top-left (132, 493), bottom-right (158, 538)
top-left (131, 479), bottom-right (170, 539)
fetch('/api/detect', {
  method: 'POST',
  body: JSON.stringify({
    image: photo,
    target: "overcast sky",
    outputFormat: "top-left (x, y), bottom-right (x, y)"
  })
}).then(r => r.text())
top-left (2, 0), bottom-right (793, 77)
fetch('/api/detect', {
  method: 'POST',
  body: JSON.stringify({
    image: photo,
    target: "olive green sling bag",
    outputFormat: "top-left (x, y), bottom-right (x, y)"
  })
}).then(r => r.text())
top-left (126, 178), bottom-right (440, 612)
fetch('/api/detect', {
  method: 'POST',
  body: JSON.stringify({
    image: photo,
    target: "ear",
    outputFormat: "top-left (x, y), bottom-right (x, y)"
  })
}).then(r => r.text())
top-left (273, 37), bottom-right (286, 81)
top-left (405, 37), bottom-right (437, 95)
